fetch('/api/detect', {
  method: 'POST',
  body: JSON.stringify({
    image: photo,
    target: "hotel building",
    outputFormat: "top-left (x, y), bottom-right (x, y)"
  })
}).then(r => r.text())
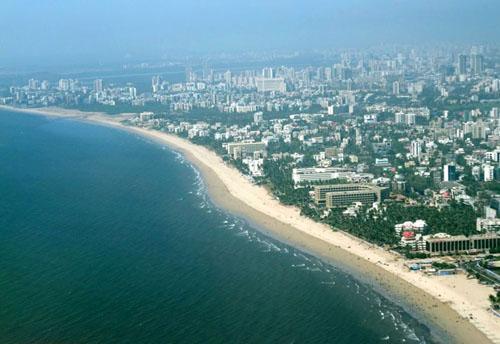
top-left (293, 167), bottom-right (373, 186)
top-left (226, 142), bottom-right (266, 159)
top-left (314, 184), bottom-right (384, 208)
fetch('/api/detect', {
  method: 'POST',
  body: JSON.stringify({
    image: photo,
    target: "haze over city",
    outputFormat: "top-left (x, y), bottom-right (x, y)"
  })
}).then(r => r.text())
top-left (1, 0), bottom-right (500, 66)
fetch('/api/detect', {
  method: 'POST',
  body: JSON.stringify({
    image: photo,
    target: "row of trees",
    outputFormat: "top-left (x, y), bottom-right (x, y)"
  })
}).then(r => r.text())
top-left (325, 207), bottom-right (400, 246)
top-left (489, 292), bottom-right (500, 311)
top-left (323, 200), bottom-right (479, 247)
top-left (381, 201), bottom-right (478, 236)
top-left (262, 158), bottom-right (310, 206)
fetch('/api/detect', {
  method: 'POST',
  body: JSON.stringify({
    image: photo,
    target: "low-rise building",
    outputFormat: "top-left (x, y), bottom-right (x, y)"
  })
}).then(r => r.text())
top-left (292, 167), bottom-right (373, 185)
top-left (255, 77), bottom-right (286, 93)
top-left (425, 232), bottom-right (500, 255)
top-left (226, 142), bottom-right (266, 159)
top-left (476, 217), bottom-right (500, 232)
top-left (139, 111), bottom-right (154, 121)
top-left (400, 232), bottom-right (426, 251)
top-left (395, 220), bottom-right (427, 235)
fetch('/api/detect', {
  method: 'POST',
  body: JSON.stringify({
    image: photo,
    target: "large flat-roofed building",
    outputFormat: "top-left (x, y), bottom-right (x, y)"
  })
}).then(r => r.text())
top-left (313, 184), bottom-right (384, 208)
top-left (139, 111), bottom-right (154, 121)
top-left (255, 77), bottom-right (286, 93)
top-left (226, 142), bottom-right (266, 159)
top-left (294, 167), bottom-right (350, 185)
top-left (425, 233), bottom-right (500, 255)
top-left (292, 167), bottom-right (373, 186)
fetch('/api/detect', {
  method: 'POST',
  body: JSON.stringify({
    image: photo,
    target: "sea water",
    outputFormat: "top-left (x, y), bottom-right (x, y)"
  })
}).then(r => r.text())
top-left (0, 110), bottom-right (437, 343)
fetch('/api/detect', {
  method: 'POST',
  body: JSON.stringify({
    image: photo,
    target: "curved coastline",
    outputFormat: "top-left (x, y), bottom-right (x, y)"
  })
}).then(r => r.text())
top-left (1, 105), bottom-right (499, 344)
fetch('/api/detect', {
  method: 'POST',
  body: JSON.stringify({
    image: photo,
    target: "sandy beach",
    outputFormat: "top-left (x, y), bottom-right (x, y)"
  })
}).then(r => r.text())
top-left (2, 105), bottom-right (499, 344)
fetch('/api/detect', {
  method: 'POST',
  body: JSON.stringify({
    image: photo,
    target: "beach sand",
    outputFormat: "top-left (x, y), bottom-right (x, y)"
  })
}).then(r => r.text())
top-left (2, 105), bottom-right (499, 344)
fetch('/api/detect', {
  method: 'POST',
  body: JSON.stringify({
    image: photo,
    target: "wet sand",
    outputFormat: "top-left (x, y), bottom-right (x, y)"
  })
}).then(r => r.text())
top-left (162, 131), bottom-right (496, 344)
top-left (2, 105), bottom-right (499, 344)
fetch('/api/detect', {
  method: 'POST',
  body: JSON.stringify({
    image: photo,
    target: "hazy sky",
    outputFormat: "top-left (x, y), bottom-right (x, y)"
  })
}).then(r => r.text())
top-left (1, 0), bottom-right (499, 66)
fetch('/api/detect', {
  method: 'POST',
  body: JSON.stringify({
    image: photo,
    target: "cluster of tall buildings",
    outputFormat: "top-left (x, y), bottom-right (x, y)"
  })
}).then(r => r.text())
top-left (457, 53), bottom-right (484, 75)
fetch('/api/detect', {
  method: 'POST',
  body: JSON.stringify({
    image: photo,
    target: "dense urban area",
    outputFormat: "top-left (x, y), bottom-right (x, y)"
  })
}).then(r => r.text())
top-left (3, 47), bottom-right (500, 311)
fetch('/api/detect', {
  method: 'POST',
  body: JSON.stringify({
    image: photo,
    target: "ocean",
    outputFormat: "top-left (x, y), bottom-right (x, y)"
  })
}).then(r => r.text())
top-left (0, 110), bottom-right (437, 343)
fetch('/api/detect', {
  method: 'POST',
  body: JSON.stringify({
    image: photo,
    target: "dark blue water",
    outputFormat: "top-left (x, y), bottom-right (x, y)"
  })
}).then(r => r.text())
top-left (0, 111), bottom-right (436, 343)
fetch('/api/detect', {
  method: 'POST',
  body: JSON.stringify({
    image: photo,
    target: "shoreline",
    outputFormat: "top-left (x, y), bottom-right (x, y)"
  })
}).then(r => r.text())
top-left (2, 105), bottom-right (499, 344)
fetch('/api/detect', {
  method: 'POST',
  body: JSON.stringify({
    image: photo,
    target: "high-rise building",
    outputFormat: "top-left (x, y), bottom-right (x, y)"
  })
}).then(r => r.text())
top-left (152, 75), bottom-right (161, 93)
top-left (471, 120), bottom-right (486, 139)
top-left (324, 67), bottom-right (332, 82)
top-left (395, 112), bottom-right (416, 125)
top-left (392, 81), bottom-right (400, 95)
top-left (224, 70), bottom-right (232, 85)
top-left (40, 80), bottom-right (50, 90)
top-left (395, 112), bottom-right (404, 124)
top-left (129, 87), bottom-right (137, 99)
top-left (68, 79), bottom-right (79, 92)
top-left (443, 164), bottom-right (456, 182)
top-left (262, 67), bottom-right (275, 78)
top-left (492, 79), bottom-right (500, 92)
top-left (93, 79), bottom-right (103, 93)
top-left (457, 54), bottom-right (467, 75)
top-left (407, 113), bottom-right (415, 125)
top-left (410, 140), bottom-right (422, 159)
top-left (470, 54), bottom-right (484, 75)
top-left (483, 164), bottom-right (494, 182)
top-left (202, 63), bottom-right (211, 81)
top-left (185, 67), bottom-right (196, 82)
top-left (58, 79), bottom-right (70, 91)
top-left (316, 67), bottom-right (324, 81)
top-left (28, 79), bottom-right (39, 90)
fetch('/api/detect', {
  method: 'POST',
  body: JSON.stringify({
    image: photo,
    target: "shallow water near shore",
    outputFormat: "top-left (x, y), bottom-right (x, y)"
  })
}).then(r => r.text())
top-left (0, 110), bottom-right (439, 343)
